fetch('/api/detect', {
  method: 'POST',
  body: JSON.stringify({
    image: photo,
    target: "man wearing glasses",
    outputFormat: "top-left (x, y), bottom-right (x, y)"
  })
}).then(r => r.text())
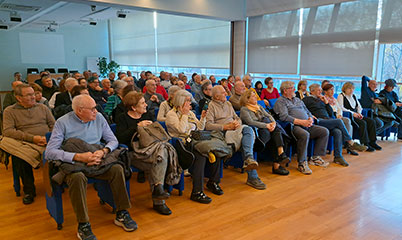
top-left (0, 84), bottom-right (55, 204)
top-left (46, 95), bottom-right (136, 239)
top-left (274, 81), bottom-right (330, 175)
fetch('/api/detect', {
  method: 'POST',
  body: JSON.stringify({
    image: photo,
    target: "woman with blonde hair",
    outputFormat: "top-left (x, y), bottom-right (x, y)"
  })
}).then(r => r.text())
top-left (240, 89), bottom-right (290, 175)
top-left (295, 80), bottom-right (309, 100)
top-left (337, 82), bottom-right (381, 152)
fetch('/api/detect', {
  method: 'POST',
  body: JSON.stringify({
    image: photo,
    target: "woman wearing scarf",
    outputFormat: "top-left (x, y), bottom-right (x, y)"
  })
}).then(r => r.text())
top-left (240, 89), bottom-right (290, 176)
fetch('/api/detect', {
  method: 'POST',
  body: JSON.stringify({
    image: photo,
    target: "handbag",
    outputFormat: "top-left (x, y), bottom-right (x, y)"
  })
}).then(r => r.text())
top-left (190, 130), bottom-right (212, 141)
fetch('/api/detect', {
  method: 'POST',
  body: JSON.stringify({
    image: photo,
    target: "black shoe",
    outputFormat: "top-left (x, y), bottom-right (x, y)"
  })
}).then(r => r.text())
top-left (366, 145), bottom-right (375, 152)
top-left (277, 152), bottom-right (290, 164)
top-left (272, 165), bottom-right (289, 175)
top-left (153, 203), bottom-right (172, 215)
top-left (114, 210), bottom-right (138, 232)
top-left (152, 184), bottom-right (170, 200)
top-left (22, 194), bottom-right (34, 205)
top-left (369, 142), bottom-right (382, 151)
top-left (347, 149), bottom-right (359, 155)
top-left (137, 171), bottom-right (145, 183)
top-left (77, 222), bottom-right (97, 240)
top-left (206, 181), bottom-right (224, 195)
top-left (190, 191), bottom-right (212, 204)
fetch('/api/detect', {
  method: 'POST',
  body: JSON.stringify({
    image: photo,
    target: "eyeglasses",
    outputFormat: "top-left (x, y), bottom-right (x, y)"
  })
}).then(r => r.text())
top-left (20, 93), bottom-right (35, 97)
top-left (81, 106), bottom-right (97, 112)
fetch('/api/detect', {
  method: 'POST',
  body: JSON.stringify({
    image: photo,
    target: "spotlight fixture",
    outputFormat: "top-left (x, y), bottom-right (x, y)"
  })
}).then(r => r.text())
top-left (10, 11), bottom-right (22, 22)
top-left (45, 21), bottom-right (58, 32)
top-left (91, 5), bottom-right (96, 11)
top-left (116, 10), bottom-right (128, 18)
top-left (89, 21), bottom-right (97, 26)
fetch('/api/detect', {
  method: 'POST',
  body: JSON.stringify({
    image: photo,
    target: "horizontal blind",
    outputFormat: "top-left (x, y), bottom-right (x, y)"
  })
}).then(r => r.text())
top-left (247, 10), bottom-right (300, 74)
top-left (300, 1), bottom-right (378, 76)
top-left (156, 13), bottom-right (230, 68)
top-left (110, 11), bottom-right (155, 66)
top-left (379, 0), bottom-right (402, 43)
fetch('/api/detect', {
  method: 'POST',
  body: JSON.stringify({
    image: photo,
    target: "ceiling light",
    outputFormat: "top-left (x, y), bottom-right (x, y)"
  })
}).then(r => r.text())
top-left (116, 10), bottom-right (128, 18)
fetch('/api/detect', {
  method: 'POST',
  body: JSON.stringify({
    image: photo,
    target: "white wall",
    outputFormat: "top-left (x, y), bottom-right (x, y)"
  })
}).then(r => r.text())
top-left (0, 21), bottom-right (109, 91)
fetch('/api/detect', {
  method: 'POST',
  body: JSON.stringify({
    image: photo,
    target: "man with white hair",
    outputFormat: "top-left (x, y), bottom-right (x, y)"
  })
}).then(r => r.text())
top-left (274, 81), bottom-right (330, 175)
top-left (55, 78), bottom-right (78, 108)
top-left (46, 95), bottom-right (136, 239)
top-left (206, 85), bottom-right (266, 190)
top-left (303, 84), bottom-right (365, 166)
top-left (101, 78), bottom-right (114, 96)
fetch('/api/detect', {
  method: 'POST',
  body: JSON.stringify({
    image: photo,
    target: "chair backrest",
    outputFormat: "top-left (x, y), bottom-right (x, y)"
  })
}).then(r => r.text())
top-left (268, 98), bottom-right (278, 108)
top-left (110, 123), bottom-right (117, 134)
top-left (257, 100), bottom-right (265, 108)
top-left (44, 68), bottom-right (56, 73)
top-left (58, 68), bottom-right (68, 73)
top-left (27, 68), bottom-right (39, 74)
top-left (226, 95), bottom-right (230, 101)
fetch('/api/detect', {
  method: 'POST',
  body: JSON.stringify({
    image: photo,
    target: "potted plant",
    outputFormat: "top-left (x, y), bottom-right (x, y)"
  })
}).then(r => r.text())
top-left (97, 57), bottom-right (120, 77)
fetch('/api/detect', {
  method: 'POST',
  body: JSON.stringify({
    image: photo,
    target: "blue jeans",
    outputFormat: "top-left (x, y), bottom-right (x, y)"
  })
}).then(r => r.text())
top-left (241, 125), bottom-right (255, 160)
top-left (318, 118), bottom-right (352, 158)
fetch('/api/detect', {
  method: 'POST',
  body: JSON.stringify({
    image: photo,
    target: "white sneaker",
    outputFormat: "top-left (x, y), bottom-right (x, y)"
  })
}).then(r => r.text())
top-left (309, 156), bottom-right (329, 167)
top-left (298, 161), bottom-right (312, 175)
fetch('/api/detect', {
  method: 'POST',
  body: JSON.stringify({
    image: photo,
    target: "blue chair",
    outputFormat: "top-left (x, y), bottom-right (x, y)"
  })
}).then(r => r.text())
top-left (44, 132), bottom-right (130, 230)
top-left (226, 96), bottom-right (230, 101)
top-left (268, 98), bottom-right (278, 108)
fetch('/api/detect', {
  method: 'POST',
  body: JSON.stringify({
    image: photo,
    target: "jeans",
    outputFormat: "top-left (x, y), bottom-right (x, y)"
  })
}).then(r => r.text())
top-left (318, 118), bottom-right (352, 158)
top-left (241, 125), bottom-right (255, 159)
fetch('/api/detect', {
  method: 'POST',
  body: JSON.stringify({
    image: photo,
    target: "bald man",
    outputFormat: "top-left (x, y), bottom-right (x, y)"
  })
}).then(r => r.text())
top-left (229, 81), bottom-right (246, 111)
top-left (46, 95), bottom-right (137, 239)
top-left (361, 76), bottom-right (382, 108)
top-left (3, 81), bottom-right (23, 110)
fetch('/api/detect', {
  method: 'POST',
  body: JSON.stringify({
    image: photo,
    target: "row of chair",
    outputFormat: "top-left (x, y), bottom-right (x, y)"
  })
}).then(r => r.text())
top-left (27, 68), bottom-right (77, 74)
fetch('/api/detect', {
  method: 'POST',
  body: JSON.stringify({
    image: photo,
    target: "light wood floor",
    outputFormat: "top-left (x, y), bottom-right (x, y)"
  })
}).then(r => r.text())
top-left (1, 140), bottom-right (402, 240)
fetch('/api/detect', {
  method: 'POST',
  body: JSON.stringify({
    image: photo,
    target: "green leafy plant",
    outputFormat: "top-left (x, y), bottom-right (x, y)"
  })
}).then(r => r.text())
top-left (97, 57), bottom-right (120, 77)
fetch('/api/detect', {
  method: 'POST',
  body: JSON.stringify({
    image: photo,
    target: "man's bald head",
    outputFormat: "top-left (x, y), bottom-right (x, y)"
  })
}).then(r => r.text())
top-left (234, 81), bottom-right (246, 95)
top-left (368, 80), bottom-right (378, 92)
top-left (12, 81), bottom-right (23, 90)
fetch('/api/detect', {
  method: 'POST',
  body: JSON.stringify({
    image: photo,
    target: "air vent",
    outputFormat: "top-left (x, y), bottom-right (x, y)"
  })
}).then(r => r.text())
top-left (0, 3), bottom-right (41, 12)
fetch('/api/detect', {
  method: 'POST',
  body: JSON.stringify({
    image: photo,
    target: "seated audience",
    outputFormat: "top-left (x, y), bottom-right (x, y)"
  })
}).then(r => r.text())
top-left (220, 78), bottom-right (232, 97)
top-left (30, 83), bottom-right (49, 107)
top-left (192, 74), bottom-right (203, 101)
top-left (242, 75), bottom-right (261, 100)
top-left (322, 84), bottom-right (354, 138)
top-left (3, 80), bottom-right (23, 110)
top-left (87, 77), bottom-right (109, 106)
top-left (337, 82), bottom-right (381, 151)
top-left (229, 81), bottom-right (246, 111)
top-left (303, 84), bottom-right (367, 166)
top-left (143, 77), bottom-right (168, 100)
top-left (112, 85), bottom-right (137, 123)
top-left (0, 84), bottom-right (55, 204)
top-left (104, 80), bottom-right (128, 117)
top-left (239, 89), bottom-right (290, 175)
top-left (116, 91), bottom-right (175, 215)
top-left (274, 81), bottom-right (330, 174)
top-left (166, 90), bottom-right (221, 203)
top-left (137, 71), bottom-right (146, 90)
top-left (194, 80), bottom-right (211, 104)
top-left (144, 79), bottom-right (165, 120)
top-left (295, 80), bottom-right (309, 100)
top-left (206, 85), bottom-right (266, 190)
top-left (321, 80), bottom-right (330, 88)
top-left (361, 76), bottom-right (394, 135)
top-left (117, 72), bottom-right (127, 80)
top-left (41, 75), bottom-right (59, 101)
top-left (379, 78), bottom-right (402, 140)
top-left (182, 75), bottom-right (191, 90)
top-left (46, 95), bottom-right (137, 239)
top-left (209, 75), bottom-right (217, 86)
top-left (78, 77), bottom-right (87, 87)
top-left (254, 81), bottom-right (263, 97)
top-left (83, 70), bottom-right (91, 80)
top-left (260, 77), bottom-right (280, 100)
top-left (198, 81), bottom-right (213, 112)
top-left (54, 78), bottom-right (78, 108)
top-left (108, 72), bottom-right (116, 84)
top-left (73, 72), bottom-right (83, 80)
top-left (157, 86), bottom-right (181, 122)
top-left (101, 78), bottom-right (114, 96)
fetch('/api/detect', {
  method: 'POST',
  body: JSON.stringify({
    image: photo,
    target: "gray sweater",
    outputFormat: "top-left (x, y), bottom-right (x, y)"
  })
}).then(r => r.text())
top-left (273, 96), bottom-right (312, 123)
top-left (240, 106), bottom-right (275, 129)
top-left (205, 99), bottom-right (241, 131)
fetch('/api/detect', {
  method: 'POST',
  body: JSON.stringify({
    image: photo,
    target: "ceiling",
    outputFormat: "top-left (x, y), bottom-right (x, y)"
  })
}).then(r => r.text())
top-left (0, 0), bottom-right (357, 31)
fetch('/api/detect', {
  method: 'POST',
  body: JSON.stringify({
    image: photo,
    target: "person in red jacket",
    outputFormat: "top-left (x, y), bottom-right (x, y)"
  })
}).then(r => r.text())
top-left (260, 77), bottom-right (280, 100)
